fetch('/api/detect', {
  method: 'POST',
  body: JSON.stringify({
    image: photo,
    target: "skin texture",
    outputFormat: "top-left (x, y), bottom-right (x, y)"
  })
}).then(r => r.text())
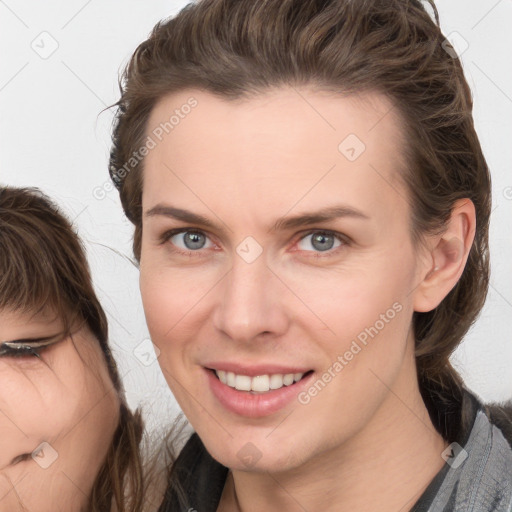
top-left (139, 87), bottom-right (476, 511)
top-left (0, 309), bottom-right (119, 512)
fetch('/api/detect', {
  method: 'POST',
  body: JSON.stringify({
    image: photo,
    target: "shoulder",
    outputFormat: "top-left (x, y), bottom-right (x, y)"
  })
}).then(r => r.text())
top-left (484, 399), bottom-right (512, 448)
top-left (413, 389), bottom-right (512, 512)
top-left (461, 387), bottom-right (512, 449)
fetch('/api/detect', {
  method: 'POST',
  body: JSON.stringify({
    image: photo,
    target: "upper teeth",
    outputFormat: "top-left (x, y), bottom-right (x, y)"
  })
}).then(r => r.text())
top-left (215, 370), bottom-right (304, 392)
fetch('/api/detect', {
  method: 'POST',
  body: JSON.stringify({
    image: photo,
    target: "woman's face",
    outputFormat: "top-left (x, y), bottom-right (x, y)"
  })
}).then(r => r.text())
top-left (0, 308), bottom-right (119, 511)
top-left (139, 87), bottom-right (433, 472)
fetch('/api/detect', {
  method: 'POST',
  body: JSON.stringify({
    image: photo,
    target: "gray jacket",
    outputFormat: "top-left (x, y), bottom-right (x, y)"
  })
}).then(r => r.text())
top-left (411, 389), bottom-right (512, 511)
top-left (159, 387), bottom-right (512, 512)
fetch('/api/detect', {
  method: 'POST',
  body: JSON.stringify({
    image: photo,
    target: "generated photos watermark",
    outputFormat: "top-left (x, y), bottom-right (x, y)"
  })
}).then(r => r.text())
top-left (93, 96), bottom-right (198, 200)
top-left (298, 301), bottom-right (403, 405)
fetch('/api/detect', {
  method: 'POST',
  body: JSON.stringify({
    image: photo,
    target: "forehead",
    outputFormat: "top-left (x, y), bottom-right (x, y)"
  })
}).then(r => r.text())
top-left (142, 87), bottom-right (409, 229)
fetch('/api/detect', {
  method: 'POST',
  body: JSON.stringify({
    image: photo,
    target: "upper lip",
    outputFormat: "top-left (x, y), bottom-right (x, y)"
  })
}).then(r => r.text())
top-left (205, 362), bottom-right (312, 376)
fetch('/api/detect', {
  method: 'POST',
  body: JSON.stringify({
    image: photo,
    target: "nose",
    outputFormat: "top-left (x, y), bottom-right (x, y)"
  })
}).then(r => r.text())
top-left (0, 386), bottom-right (38, 469)
top-left (0, 421), bottom-right (34, 470)
top-left (212, 252), bottom-right (289, 344)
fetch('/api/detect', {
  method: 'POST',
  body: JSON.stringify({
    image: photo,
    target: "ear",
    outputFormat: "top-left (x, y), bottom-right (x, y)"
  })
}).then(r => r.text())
top-left (413, 198), bottom-right (476, 313)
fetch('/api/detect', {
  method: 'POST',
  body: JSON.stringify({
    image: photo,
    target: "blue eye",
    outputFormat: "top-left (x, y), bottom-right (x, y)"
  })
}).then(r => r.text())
top-left (296, 231), bottom-right (345, 253)
top-left (163, 229), bottom-right (213, 252)
top-left (160, 228), bottom-right (348, 258)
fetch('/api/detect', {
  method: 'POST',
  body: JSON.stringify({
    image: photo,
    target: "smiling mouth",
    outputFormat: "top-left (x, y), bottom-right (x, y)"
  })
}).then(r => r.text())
top-left (210, 368), bottom-right (314, 393)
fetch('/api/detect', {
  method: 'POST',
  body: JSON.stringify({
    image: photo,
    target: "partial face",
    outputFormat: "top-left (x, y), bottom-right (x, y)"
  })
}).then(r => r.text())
top-left (139, 87), bottom-right (429, 471)
top-left (0, 309), bottom-right (119, 511)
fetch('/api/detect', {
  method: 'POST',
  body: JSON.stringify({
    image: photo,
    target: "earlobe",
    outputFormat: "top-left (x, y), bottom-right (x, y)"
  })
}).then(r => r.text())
top-left (413, 199), bottom-right (476, 313)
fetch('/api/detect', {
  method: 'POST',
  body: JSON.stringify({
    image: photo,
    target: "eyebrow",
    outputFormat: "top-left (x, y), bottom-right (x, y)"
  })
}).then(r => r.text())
top-left (145, 204), bottom-right (370, 233)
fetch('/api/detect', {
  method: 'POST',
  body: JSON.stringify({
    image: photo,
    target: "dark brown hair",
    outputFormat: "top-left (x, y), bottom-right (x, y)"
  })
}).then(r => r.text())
top-left (108, 0), bottom-right (491, 442)
top-left (0, 186), bottom-right (145, 511)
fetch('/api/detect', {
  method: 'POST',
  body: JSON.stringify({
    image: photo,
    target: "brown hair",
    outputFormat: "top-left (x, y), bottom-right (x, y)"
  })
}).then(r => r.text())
top-left (0, 186), bottom-right (145, 511)
top-left (108, 0), bottom-right (491, 442)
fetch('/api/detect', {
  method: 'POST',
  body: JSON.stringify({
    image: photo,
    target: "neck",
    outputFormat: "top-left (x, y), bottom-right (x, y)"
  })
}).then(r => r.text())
top-left (218, 349), bottom-right (449, 512)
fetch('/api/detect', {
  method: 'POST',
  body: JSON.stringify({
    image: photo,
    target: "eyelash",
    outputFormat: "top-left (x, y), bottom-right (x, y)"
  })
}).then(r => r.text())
top-left (159, 228), bottom-right (350, 258)
top-left (2, 345), bottom-right (43, 358)
top-left (0, 335), bottom-right (64, 359)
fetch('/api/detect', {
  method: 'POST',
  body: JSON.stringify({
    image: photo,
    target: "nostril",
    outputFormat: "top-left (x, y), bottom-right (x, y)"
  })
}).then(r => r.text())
top-left (10, 453), bottom-right (31, 466)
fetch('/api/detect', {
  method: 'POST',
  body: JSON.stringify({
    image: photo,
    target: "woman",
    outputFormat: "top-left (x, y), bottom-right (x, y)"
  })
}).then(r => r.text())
top-left (0, 187), bottom-right (146, 511)
top-left (108, 0), bottom-right (512, 510)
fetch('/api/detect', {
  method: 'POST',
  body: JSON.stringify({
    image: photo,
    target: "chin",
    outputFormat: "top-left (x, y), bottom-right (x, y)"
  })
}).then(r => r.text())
top-left (204, 434), bottom-right (309, 474)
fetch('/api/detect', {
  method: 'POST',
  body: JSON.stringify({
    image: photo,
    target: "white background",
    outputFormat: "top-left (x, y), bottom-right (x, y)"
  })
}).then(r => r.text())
top-left (1, 0), bottom-right (511, 432)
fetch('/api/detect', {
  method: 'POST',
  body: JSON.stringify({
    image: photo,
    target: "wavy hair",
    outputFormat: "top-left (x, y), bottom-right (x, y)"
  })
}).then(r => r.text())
top-left (108, 0), bottom-right (491, 442)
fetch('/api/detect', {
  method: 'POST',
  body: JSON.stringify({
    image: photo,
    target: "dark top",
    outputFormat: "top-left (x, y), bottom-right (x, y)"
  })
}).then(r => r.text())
top-left (158, 387), bottom-right (512, 512)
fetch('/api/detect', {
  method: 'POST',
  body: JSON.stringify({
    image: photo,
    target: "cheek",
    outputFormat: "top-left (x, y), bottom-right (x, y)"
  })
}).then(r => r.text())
top-left (0, 347), bottom-right (115, 443)
top-left (59, 384), bottom-right (119, 486)
top-left (139, 256), bottom-right (213, 343)
top-left (299, 264), bottom-right (413, 392)
top-left (56, 342), bottom-right (120, 438)
top-left (140, 265), bottom-right (176, 349)
top-left (0, 370), bottom-right (85, 474)
top-left (0, 469), bottom-right (86, 512)
top-left (139, 260), bottom-right (218, 405)
top-left (288, 259), bottom-right (409, 336)
top-left (0, 371), bottom-right (68, 434)
top-left (284, 258), bottom-right (415, 411)
top-left (140, 265), bottom-right (167, 326)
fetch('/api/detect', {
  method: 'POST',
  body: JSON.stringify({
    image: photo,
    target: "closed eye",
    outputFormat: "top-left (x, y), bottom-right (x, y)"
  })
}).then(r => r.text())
top-left (0, 333), bottom-right (66, 359)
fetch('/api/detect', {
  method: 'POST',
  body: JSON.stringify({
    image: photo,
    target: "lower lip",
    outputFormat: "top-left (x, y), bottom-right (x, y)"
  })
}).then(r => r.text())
top-left (205, 368), bottom-right (314, 418)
